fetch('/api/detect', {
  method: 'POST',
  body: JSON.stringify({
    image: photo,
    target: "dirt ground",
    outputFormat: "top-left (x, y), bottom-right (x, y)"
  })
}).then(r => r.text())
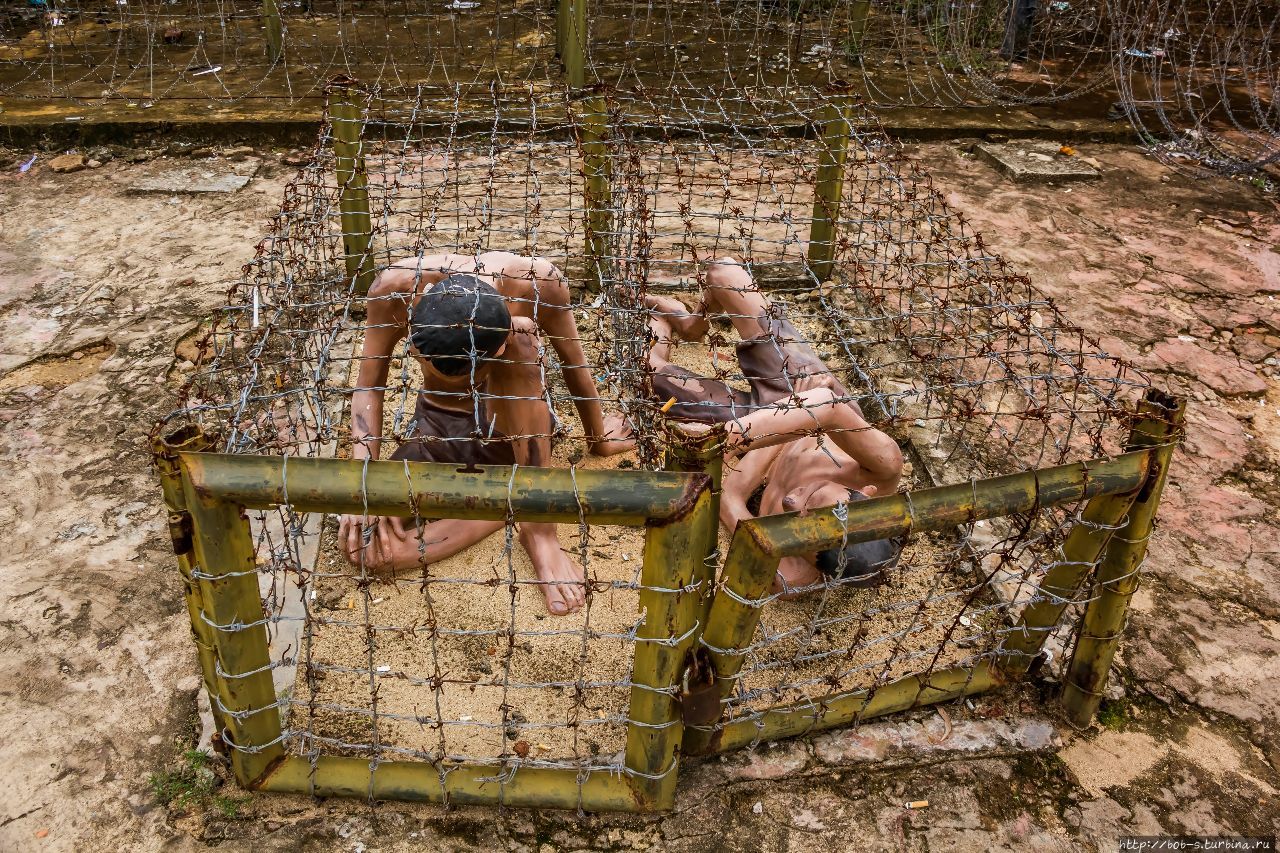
top-left (1, 136), bottom-right (1278, 852)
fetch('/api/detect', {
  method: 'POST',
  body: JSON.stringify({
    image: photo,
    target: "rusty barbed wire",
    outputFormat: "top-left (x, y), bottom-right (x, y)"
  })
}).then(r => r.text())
top-left (159, 83), bottom-right (1151, 788)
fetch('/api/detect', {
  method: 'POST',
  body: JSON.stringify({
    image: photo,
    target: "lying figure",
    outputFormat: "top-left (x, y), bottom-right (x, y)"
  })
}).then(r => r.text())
top-left (646, 256), bottom-right (904, 595)
top-left (339, 252), bottom-right (631, 615)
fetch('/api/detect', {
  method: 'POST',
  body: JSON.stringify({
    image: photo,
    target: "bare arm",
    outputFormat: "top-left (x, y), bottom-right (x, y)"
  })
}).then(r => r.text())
top-left (719, 388), bottom-right (903, 494)
top-left (526, 261), bottom-right (627, 455)
top-left (343, 516), bottom-right (505, 574)
top-left (719, 444), bottom-right (783, 532)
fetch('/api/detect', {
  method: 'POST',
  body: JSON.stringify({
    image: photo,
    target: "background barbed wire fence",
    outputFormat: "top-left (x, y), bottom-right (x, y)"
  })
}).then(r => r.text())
top-left (2, 0), bottom-right (1276, 177)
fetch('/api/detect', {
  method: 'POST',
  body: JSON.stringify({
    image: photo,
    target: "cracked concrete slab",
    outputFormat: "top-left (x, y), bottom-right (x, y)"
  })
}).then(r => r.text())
top-left (128, 158), bottom-right (260, 193)
top-left (975, 141), bottom-right (1100, 182)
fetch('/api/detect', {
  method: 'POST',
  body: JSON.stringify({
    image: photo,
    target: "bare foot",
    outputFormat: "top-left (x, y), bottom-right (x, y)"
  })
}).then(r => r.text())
top-left (520, 525), bottom-right (586, 615)
top-left (644, 293), bottom-right (710, 342)
top-left (771, 556), bottom-right (824, 600)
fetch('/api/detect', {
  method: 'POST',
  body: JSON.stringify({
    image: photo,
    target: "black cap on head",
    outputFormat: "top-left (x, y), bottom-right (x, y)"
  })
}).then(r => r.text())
top-left (814, 490), bottom-right (902, 588)
top-left (409, 274), bottom-right (512, 376)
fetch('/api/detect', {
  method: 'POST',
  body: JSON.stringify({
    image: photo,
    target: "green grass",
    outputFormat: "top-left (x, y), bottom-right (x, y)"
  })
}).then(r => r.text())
top-left (1096, 699), bottom-right (1128, 730)
top-left (148, 749), bottom-right (248, 817)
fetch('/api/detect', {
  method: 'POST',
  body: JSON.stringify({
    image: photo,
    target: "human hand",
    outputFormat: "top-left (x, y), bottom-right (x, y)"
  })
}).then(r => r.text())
top-left (792, 371), bottom-right (839, 394)
top-left (338, 513), bottom-right (411, 571)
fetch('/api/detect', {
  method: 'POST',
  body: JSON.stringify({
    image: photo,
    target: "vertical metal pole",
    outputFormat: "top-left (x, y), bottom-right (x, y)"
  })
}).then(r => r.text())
top-left (328, 80), bottom-right (376, 298)
top-left (262, 0), bottom-right (284, 62)
top-left (664, 432), bottom-right (724, 625)
top-left (846, 0), bottom-right (872, 59)
top-left (580, 93), bottom-right (611, 292)
top-left (806, 91), bottom-right (855, 284)
top-left (152, 426), bottom-right (231, 749)
top-left (558, 0), bottom-right (587, 88)
top-left (680, 525), bottom-right (777, 756)
top-left (1061, 391), bottom-right (1185, 727)
top-left (181, 463), bottom-right (287, 787)
top-left (623, 479), bottom-right (716, 809)
top-left (999, 392), bottom-right (1184, 677)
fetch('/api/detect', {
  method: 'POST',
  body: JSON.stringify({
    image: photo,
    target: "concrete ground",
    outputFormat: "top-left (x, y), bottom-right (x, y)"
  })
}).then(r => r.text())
top-left (0, 136), bottom-right (1277, 852)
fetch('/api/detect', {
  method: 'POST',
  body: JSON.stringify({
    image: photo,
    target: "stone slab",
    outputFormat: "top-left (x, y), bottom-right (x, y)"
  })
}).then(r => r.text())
top-left (128, 158), bottom-right (259, 193)
top-left (812, 715), bottom-right (1061, 766)
top-left (975, 141), bottom-right (1100, 183)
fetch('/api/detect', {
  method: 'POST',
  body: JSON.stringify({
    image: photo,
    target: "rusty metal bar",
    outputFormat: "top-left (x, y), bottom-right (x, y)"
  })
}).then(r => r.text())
top-left (178, 453), bottom-right (706, 525)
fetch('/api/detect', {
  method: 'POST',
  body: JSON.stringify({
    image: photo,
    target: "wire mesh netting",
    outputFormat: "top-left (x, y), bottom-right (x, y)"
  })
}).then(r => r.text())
top-left (159, 84), bottom-right (1153, 788)
top-left (3, 1), bottom-right (1276, 175)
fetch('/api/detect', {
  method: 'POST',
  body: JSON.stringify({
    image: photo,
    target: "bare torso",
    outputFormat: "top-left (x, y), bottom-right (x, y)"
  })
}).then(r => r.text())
top-left (754, 437), bottom-right (877, 515)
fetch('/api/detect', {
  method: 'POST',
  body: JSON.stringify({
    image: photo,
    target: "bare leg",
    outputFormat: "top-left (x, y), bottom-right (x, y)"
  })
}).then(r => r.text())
top-left (702, 256), bottom-right (775, 341)
top-left (520, 523), bottom-right (586, 615)
top-left (643, 292), bottom-right (709, 343)
top-left (489, 320), bottom-right (587, 616)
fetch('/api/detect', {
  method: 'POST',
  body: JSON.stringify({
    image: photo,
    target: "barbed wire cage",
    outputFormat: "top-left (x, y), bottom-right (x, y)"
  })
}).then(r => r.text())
top-left (3, 0), bottom-right (1276, 176)
top-left (153, 81), bottom-right (1184, 810)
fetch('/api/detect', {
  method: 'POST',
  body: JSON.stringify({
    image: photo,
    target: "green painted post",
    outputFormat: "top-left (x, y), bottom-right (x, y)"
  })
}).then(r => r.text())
top-left (558, 0), bottom-right (587, 88)
top-left (580, 93), bottom-right (611, 292)
top-left (328, 80), bottom-right (376, 298)
top-left (807, 91), bottom-right (855, 284)
top-left (1061, 391), bottom-right (1185, 727)
top-left (262, 0), bottom-right (284, 62)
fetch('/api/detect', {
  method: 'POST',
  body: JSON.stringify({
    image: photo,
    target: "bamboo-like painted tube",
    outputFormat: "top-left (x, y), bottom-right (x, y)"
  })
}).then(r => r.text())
top-left (807, 91), bottom-right (855, 284)
top-left (328, 81), bottom-right (375, 298)
top-left (181, 482), bottom-right (286, 786)
top-left (261, 0), bottom-right (284, 62)
top-left (258, 756), bottom-right (648, 811)
top-left (708, 661), bottom-right (1001, 754)
top-left (580, 93), bottom-right (610, 291)
top-left (624, 484), bottom-right (717, 808)
top-left (179, 453), bottom-right (706, 525)
top-left (749, 451), bottom-right (1150, 557)
top-left (153, 427), bottom-right (231, 744)
top-left (558, 0), bottom-right (586, 87)
top-left (1061, 392), bottom-right (1185, 727)
top-left (687, 449), bottom-right (1153, 753)
top-left (999, 397), bottom-right (1185, 674)
top-left (846, 0), bottom-right (872, 59)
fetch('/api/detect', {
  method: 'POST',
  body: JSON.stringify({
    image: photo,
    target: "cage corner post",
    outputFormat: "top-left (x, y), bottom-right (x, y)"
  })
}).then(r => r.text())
top-left (806, 88), bottom-right (856, 285)
top-left (558, 0), bottom-right (588, 88)
top-left (998, 392), bottom-right (1177, 679)
top-left (1061, 390), bottom-right (1186, 728)
top-left (680, 519), bottom-right (781, 757)
top-left (262, 0), bottom-right (284, 63)
top-left (622, 470), bottom-right (716, 810)
top-left (178, 455), bottom-right (288, 788)
top-left (327, 80), bottom-right (376, 299)
top-left (579, 92), bottom-right (611, 293)
top-left (152, 426), bottom-right (231, 748)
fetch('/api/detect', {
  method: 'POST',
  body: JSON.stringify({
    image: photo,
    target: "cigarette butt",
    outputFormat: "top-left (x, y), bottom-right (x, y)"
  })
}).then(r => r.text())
top-left (660, 396), bottom-right (677, 413)
top-left (904, 800), bottom-right (929, 809)
top-left (537, 743), bottom-right (551, 751)
top-left (347, 598), bottom-right (354, 609)
top-left (372, 597), bottom-right (384, 605)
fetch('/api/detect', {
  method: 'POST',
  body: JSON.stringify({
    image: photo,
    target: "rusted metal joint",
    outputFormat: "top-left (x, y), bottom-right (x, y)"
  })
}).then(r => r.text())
top-left (678, 647), bottom-right (721, 729)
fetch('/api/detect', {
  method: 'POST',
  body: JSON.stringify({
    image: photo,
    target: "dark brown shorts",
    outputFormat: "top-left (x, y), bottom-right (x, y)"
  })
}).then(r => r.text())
top-left (650, 314), bottom-right (847, 424)
top-left (389, 393), bottom-right (516, 468)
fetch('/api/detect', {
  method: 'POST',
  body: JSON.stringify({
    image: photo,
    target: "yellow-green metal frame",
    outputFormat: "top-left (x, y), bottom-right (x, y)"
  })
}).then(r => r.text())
top-left (806, 90), bottom-right (856, 284)
top-left (1060, 392), bottom-right (1185, 726)
top-left (327, 81), bottom-right (376, 299)
top-left (262, 0), bottom-right (284, 62)
top-left (685, 389), bottom-right (1182, 753)
top-left (577, 92), bottom-right (611, 292)
top-left (160, 442), bottom-right (713, 811)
